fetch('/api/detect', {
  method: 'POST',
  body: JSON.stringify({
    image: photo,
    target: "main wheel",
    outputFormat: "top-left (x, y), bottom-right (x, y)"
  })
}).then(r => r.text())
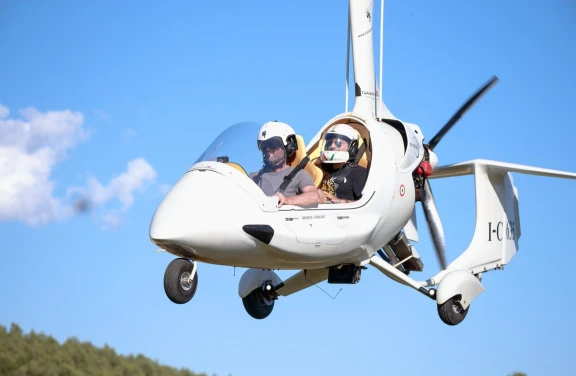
top-left (437, 295), bottom-right (469, 326)
top-left (164, 258), bottom-right (198, 304)
top-left (242, 287), bottom-right (274, 319)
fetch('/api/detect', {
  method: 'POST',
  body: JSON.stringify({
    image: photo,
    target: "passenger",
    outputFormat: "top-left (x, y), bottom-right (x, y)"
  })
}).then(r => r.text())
top-left (249, 121), bottom-right (320, 208)
top-left (318, 124), bottom-right (368, 204)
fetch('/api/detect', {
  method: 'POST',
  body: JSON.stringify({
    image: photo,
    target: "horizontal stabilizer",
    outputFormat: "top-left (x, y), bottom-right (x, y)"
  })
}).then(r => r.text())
top-left (429, 159), bottom-right (576, 180)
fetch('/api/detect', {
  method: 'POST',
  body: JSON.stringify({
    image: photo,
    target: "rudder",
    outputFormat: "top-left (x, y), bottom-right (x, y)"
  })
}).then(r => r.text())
top-left (446, 166), bottom-right (520, 275)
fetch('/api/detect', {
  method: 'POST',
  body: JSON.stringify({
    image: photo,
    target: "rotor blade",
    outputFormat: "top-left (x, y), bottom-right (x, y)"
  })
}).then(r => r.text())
top-left (427, 75), bottom-right (499, 151)
top-left (421, 179), bottom-right (447, 270)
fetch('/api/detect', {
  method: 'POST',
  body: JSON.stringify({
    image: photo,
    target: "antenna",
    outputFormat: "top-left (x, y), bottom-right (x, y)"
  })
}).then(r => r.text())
top-left (345, 6), bottom-right (351, 113)
top-left (378, 0), bottom-right (384, 120)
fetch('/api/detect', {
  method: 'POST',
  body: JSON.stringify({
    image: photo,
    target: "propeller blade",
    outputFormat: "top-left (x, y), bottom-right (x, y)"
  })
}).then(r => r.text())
top-left (421, 179), bottom-right (447, 270)
top-left (427, 75), bottom-right (499, 151)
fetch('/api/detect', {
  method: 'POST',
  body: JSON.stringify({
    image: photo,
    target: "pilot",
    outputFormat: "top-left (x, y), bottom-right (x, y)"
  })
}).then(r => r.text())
top-left (249, 121), bottom-right (319, 208)
top-left (318, 123), bottom-right (368, 204)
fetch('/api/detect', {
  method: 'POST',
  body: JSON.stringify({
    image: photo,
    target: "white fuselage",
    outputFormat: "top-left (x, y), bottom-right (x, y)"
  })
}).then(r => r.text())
top-left (149, 112), bottom-right (423, 270)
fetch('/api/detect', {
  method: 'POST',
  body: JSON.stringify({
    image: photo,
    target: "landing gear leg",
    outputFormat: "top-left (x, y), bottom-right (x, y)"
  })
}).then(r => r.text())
top-left (164, 258), bottom-right (198, 304)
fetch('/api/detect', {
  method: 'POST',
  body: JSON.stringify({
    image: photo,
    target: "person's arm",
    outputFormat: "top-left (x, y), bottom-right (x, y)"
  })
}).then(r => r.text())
top-left (275, 170), bottom-right (320, 207)
top-left (330, 195), bottom-right (352, 204)
top-left (317, 188), bottom-right (330, 204)
top-left (284, 185), bottom-right (319, 206)
top-left (320, 191), bottom-right (341, 203)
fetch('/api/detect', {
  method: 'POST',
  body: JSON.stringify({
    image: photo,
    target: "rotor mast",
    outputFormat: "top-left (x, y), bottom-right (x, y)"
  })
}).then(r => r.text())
top-left (348, 0), bottom-right (395, 120)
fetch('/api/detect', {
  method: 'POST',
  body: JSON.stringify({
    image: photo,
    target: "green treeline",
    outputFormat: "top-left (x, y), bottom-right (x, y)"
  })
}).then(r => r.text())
top-left (0, 323), bottom-right (213, 376)
top-left (0, 322), bottom-right (529, 376)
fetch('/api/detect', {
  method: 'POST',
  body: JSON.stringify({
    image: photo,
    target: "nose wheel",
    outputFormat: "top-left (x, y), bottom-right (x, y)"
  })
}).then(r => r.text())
top-left (164, 258), bottom-right (198, 304)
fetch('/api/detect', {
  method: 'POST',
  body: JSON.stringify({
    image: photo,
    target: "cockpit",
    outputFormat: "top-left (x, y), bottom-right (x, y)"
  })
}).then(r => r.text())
top-left (192, 119), bottom-right (373, 210)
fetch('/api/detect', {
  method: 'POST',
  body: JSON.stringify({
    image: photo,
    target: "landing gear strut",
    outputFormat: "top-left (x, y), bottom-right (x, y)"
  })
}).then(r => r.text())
top-left (164, 258), bottom-right (198, 304)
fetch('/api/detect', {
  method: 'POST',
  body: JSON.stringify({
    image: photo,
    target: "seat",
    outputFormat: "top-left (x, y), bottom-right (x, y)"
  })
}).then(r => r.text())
top-left (225, 162), bottom-right (248, 176)
top-left (286, 135), bottom-right (324, 187)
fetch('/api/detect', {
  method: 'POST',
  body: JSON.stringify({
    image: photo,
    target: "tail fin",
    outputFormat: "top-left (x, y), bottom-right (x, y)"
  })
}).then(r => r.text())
top-left (428, 159), bottom-right (576, 283)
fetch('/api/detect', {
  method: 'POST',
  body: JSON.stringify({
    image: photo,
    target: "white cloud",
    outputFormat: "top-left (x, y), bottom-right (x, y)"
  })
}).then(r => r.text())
top-left (0, 105), bottom-right (89, 225)
top-left (70, 158), bottom-right (157, 229)
top-left (85, 158), bottom-right (157, 211)
top-left (0, 106), bottom-right (89, 159)
top-left (101, 211), bottom-right (123, 230)
top-left (66, 158), bottom-right (157, 229)
top-left (0, 104), bottom-right (9, 119)
top-left (0, 104), bottom-right (157, 227)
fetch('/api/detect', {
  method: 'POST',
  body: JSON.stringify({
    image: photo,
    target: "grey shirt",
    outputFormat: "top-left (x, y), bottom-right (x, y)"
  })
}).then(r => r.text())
top-left (249, 166), bottom-right (315, 196)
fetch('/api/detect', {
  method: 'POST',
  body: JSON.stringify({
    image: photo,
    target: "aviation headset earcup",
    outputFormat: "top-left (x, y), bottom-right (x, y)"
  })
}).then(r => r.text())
top-left (348, 139), bottom-right (359, 161)
top-left (285, 134), bottom-right (298, 157)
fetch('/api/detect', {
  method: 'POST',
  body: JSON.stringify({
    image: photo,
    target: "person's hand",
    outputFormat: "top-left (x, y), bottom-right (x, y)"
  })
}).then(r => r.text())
top-left (317, 189), bottom-right (329, 204)
top-left (274, 192), bottom-right (289, 207)
top-left (318, 190), bottom-right (341, 204)
top-left (323, 192), bottom-right (339, 203)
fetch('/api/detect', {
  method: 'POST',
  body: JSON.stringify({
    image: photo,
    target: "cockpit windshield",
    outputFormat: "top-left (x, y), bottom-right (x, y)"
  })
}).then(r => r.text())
top-left (193, 122), bottom-right (265, 175)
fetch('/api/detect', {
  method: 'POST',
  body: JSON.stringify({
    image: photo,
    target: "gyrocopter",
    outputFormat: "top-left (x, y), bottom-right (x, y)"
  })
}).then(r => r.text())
top-left (149, 0), bottom-right (576, 325)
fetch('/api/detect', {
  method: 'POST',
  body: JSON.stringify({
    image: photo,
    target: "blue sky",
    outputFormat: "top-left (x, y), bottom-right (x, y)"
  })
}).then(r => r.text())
top-left (1, 1), bottom-right (575, 375)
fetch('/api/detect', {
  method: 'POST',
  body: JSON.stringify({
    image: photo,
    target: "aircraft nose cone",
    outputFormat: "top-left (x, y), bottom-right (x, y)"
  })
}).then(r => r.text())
top-left (149, 166), bottom-right (260, 247)
top-left (149, 165), bottom-right (274, 265)
top-left (149, 173), bottom-right (197, 244)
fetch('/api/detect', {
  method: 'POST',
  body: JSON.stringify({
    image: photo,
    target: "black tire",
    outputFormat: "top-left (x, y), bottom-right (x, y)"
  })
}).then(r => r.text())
top-left (164, 258), bottom-right (198, 304)
top-left (242, 287), bottom-right (274, 319)
top-left (437, 295), bottom-right (469, 326)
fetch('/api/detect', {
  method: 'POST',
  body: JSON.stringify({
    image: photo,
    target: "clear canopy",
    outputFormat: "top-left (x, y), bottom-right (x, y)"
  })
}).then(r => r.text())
top-left (193, 122), bottom-right (266, 175)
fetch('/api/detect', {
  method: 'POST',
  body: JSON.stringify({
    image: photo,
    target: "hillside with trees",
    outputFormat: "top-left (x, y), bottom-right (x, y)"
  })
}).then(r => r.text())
top-left (0, 323), bottom-right (214, 376)
top-left (0, 322), bottom-right (528, 376)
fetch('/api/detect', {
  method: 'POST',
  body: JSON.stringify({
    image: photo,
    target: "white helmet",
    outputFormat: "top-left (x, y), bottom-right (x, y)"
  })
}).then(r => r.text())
top-left (257, 121), bottom-right (298, 168)
top-left (320, 123), bottom-right (359, 164)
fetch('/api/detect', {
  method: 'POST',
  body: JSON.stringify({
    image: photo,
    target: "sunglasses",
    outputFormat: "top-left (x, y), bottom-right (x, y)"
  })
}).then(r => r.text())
top-left (259, 138), bottom-right (283, 152)
top-left (324, 134), bottom-right (351, 148)
top-left (326, 136), bottom-right (352, 147)
top-left (325, 139), bottom-right (344, 148)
